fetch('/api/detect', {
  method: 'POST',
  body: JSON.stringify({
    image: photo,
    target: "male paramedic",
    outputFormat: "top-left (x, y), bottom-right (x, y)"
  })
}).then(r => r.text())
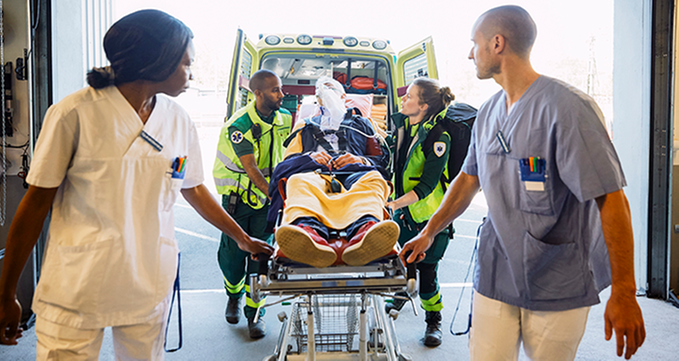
top-left (400, 5), bottom-right (646, 361)
top-left (271, 76), bottom-right (398, 268)
top-left (213, 69), bottom-right (292, 339)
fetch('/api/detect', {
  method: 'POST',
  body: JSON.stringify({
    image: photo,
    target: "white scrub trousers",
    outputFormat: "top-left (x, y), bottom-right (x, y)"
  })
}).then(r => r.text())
top-left (35, 295), bottom-right (171, 361)
top-left (469, 292), bottom-right (590, 361)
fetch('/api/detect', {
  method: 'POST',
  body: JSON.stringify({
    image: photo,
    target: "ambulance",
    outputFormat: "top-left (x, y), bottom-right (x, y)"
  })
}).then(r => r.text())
top-left (226, 30), bottom-right (438, 129)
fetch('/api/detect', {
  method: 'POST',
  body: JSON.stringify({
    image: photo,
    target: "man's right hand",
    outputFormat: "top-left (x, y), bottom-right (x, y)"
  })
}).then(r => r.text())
top-left (309, 151), bottom-right (332, 167)
top-left (399, 233), bottom-right (432, 265)
top-left (0, 297), bottom-right (23, 345)
top-left (237, 237), bottom-right (274, 259)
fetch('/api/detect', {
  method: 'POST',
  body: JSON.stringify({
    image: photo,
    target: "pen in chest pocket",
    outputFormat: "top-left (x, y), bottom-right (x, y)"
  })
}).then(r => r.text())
top-left (172, 156), bottom-right (187, 178)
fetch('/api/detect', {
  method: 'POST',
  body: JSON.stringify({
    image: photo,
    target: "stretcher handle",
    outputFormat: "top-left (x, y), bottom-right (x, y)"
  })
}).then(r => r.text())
top-left (278, 178), bottom-right (288, 202)
top-left (404, 251), bottom-right (417, 280)
top-left (257, 253), bottom-right (270, 275)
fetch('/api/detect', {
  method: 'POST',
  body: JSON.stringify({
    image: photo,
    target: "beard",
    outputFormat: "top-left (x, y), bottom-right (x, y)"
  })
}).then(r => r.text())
top-left (476, 62), bottom-right (501, 80)
top-left (264, 96), bottom-right (281, 111)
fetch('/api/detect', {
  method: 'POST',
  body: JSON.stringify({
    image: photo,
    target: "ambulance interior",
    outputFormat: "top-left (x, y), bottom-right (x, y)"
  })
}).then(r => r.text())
top-left (259, 54), bottom-right (392, 130)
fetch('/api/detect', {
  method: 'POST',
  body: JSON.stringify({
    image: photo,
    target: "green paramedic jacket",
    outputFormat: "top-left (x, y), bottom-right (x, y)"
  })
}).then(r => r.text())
top-left (392, 107), bottom-right (450, 224)
top-left (213, 100), bottom-right (292, 209)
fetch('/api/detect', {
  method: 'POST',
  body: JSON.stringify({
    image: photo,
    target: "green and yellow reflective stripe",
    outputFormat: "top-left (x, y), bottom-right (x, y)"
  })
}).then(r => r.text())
top-left (244, 284), bottom-right (266, 308)
top-left (215, 149), bottom-right (273, 177)
top-left (224, 276), bottom-right (245, 294)
top-left (420, 292), bottom-right (443, 312)
top-left (216, 150), bottom-right (246, 174)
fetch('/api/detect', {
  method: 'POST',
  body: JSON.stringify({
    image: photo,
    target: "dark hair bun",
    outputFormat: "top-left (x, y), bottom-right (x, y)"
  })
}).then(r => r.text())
top-left (87, 66), bottom-right (115, 89)
top-left (440, 86), bottom-right (455, 106)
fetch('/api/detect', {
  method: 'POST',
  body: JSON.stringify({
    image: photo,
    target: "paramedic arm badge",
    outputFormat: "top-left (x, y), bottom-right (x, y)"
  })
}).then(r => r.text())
top-left (434, 141), bottom-right (447, 158)
top-left (231, 130), bottom-right (244, 144)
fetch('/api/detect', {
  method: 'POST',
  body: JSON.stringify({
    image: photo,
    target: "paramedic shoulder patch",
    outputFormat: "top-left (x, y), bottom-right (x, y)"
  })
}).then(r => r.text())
top-left (231, 130), bottom-right (244, 144)
top-left (434, 141), bottom-right (446, 157)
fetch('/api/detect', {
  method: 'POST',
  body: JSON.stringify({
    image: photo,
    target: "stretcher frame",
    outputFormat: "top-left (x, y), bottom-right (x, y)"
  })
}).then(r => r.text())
top-left (252, 253), bottom-right (417, 361)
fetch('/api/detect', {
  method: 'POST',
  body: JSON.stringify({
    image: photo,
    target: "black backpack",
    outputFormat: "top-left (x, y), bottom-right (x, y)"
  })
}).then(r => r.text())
top-left (422, 102), bottom-right (477, 191)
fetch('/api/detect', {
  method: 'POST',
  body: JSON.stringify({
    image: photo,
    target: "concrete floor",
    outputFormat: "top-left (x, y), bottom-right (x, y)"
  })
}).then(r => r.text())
top-left (4, 288), bottom-right (676, 361)
top-left (2, 124), bottom-right (678, 360)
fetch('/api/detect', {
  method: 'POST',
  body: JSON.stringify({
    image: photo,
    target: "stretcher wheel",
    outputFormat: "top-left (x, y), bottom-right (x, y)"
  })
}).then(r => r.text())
top-left (398, 353), bottom-right (413, 361)
top-left (388, 309), bottom-right (399, 320)
top-left (277, 311), bottom-right (287, 322)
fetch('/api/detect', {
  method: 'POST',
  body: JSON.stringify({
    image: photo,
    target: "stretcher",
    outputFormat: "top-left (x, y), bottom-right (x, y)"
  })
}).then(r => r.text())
top-left (251, 251), bottom-right (418, 361)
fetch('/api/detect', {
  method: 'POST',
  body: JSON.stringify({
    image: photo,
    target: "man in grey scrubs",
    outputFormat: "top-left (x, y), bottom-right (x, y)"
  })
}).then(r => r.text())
top-left (400, 5), bottom-right (646, 361)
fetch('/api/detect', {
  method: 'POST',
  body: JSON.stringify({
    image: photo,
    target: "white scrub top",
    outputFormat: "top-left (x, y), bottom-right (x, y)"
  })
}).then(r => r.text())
top-left (462, 76), bottom-right (626, 311)
top-left (26, 86), bottom-right (203, 328)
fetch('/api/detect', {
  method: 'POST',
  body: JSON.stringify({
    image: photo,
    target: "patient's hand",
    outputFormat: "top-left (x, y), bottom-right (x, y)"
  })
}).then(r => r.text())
top-left (310, 151), bottom-right (332, 167)
top-left (332, 153), bottom-right (363, 169)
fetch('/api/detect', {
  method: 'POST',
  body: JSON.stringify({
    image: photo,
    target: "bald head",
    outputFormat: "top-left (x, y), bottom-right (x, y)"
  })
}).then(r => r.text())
top-left (476, 5), bottom-right (537, 59)
top-left (249, 69), bottom-right (279, 93)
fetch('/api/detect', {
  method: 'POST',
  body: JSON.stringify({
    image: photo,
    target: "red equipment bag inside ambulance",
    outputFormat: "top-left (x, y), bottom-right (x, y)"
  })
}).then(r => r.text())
top-left (350, 76), bottom-right (387, 90)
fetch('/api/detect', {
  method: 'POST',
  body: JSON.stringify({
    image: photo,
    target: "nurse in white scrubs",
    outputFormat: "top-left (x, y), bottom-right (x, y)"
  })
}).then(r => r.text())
top-left (0, 9), bottom-right (273, 360)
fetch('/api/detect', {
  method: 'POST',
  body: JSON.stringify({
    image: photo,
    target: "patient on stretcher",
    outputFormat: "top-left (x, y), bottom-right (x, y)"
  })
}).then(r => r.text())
top-left (269, 76), bottom-right (398, 268)
top-left (275, 170), bottom-right (398, 268)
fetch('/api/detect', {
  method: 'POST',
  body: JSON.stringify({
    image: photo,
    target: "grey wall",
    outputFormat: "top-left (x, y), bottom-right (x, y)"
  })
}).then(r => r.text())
top-left (2, 0), bottom-right (31, 176)
top-left (613, 0), bottom-right (652, 290)
top-left (671, 166), bottom-right (679, 292)
top-left (1, 0), bottom-right (33, 324)
top-left (671, 0), bottom-right (679, 294)
top-left (52, 0), bottom-right (86, 103)
top-left (52, 0), bottom-right (112, 103)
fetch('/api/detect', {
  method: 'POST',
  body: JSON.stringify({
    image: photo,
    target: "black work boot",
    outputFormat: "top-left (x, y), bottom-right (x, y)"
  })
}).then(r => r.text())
top-left (247, 317), bottom-right (267, 339)
top-left (385, 291), bottom-right (408, 313)
top-left (423, 311), bottom-right (443, 347)
top-left (224, 297), bottom-right (241, 324)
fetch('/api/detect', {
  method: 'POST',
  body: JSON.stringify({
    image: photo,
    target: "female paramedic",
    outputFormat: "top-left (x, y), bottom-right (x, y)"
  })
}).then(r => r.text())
top-left (385, 77), bottom-right (455, 348)
top-left (0, 9), bottom-right (272, 359)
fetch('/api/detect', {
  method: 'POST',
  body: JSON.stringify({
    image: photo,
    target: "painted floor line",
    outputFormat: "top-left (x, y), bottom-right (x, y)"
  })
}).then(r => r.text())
top-left (453, 234), bottom-right (478, 240)
top-left (175, 227), bottom-right (220, 242)
top-left (455, 218), bottom-right (483, 224)
top-left (440, 282), bottom-right (474, 288)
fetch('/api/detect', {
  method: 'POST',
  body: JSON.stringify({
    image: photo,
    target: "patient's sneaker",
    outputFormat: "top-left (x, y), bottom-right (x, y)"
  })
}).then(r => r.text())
top-left (276, 224), bottom-right (337, 268)
top-left (341, 220), bottom-right (399, 266)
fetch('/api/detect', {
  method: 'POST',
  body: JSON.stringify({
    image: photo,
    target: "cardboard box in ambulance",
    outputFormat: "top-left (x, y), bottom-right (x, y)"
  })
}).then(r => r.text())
top-left (226, 30), bottom-right (438, 130)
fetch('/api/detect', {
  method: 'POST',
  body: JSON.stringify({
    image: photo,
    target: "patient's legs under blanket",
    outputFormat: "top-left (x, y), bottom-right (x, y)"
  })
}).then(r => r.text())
top-left (276, 171), bottom-right (396, 267)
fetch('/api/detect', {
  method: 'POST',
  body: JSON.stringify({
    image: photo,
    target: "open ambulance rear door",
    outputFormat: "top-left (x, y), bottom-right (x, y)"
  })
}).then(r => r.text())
top-left (226, 29), bottom-right (258, 119)
top-left (395, 37), bottom-right (438, 99)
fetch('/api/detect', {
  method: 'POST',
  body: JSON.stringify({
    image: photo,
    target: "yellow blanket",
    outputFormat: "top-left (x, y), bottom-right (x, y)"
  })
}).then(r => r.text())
top-left (282, 170), bottom-right (390, 230)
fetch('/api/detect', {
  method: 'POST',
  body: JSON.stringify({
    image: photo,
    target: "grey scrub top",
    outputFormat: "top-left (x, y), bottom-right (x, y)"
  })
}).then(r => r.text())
top-left (462, 75), bottom-right (626, 311)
